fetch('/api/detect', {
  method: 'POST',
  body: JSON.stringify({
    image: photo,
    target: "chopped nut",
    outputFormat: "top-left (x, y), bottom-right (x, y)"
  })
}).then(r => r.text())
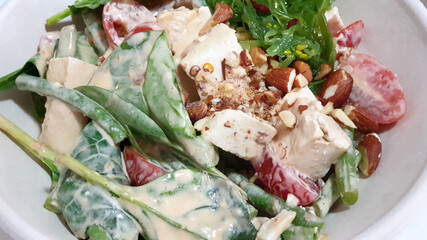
top-left (293, 74), bottom-right (309, 88)
top-left (315, 63), bottom-right (332, 80)
top-left (240, 49), bottom-right (254, 67)
top-left (199, 3), bottom-right (233, 36)
top-left (265, 67), bottom-right (296, 93)
top-left (279, 110), bottom-right (296, 128)
top-left (292, 61), bottom-right (313, 83)
top-left (186, 101), bottom-right (208, 123)
top-left (249, 46), bottom-right (267, 66)
top-left (321, 101), bottom-right (334, 115)
top-left (330, 109), bottom-right (357, 129)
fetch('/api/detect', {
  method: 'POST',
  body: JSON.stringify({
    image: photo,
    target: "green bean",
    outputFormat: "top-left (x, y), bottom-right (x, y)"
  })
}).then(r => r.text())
top-left (16, 75), bottom-right (126, 143)
top-left (227, 173), bottom-right (324, 228)
top-left (76, 86), bottom-right (171, 146)
top-left (143, 32), bottom-right (218, 168)
top-left (312, 174), bottom-right (339, 217)
top-left (56, 25), bottom-right (77, 58)
top-left (335, 129), bottom-right (361, 205)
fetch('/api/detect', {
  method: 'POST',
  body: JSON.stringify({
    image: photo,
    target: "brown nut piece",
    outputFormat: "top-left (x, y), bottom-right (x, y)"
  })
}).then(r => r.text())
top-left (315, 63), bottom-right (332, 80)
top-left (317, 69), bottom-right (353, 107)
top-left (186, 101), bottom-right (208, 123)
top-left (357, 133), bottom-right (382, 177)
top-left (249, 46), bottom-right (267, 66)
top-left (265, 67), bottom-right (296, 93)
top-left (199, 3), bottom-right (233, 36)
top-left (344, 105), bottom-right (379, 133)
top-left (293, 74), bottom-right (309, 88)
top-left (292, 61), bottom-right (313, 83)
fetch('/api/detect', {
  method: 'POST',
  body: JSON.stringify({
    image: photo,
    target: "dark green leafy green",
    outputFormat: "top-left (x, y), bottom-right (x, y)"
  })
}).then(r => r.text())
top-left (50, 122), bottom-right (139, 240)
top-left (15, 74), bottom-right (127, 143)
top-left (46, 0), bottom-right (111, 25)
top-left (88, 31), bottom-right (163, 114)
top-left (120, 169), bottom-right (257, 240)
top-left (143, 32), bottom-right (218, 168)
top-left (76, 85), bottom-right (172, 146)
top-left (0, 53), bottom-right (46, 92)
top-left (0, 115), bottom-right (257, 240)
top-left (204, 0), bottom-right (336, 69)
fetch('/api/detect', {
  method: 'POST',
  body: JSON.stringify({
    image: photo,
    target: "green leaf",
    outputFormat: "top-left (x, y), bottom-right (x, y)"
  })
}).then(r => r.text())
top-left (76, 85), bottom-right (171, 146)
top-left (53, 122), bottom-right (139, 240)
top-left (0, 53), bottom-right (46, 92)
top-left (143, 32), bottom-right (219, 168)
top-left (88, 31), bottom-right (163, 114)
top-left (87, 225), bottom-right (113, 240)
top-left (120, 169), bottom-right (257, 240)
top-left (15, 75), bottom-right (127, 143)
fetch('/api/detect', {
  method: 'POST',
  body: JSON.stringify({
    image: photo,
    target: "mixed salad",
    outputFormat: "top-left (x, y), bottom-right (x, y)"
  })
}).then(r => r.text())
top-left (0, 0), bottom-right (406, 239)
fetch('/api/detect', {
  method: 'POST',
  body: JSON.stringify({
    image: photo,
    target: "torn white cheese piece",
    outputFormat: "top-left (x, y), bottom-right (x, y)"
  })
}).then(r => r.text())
top-left (157, 6), bottom-right (211, 61)
top-left (180, 23), bottom-right (242, 82)
top-left (269, 87), bottom-right (351, 179)
top-left (256, 210), bottom-right (296, 240)
top-left (39, 57), bottom-right (98, 154)
top-left (194, 109), bottom-right (277, 161)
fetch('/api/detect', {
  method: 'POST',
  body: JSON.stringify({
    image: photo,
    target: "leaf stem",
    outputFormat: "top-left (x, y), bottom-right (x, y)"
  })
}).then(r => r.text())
top-left (46, 8), bottom-right (72, 26)
top-left (0, 114), bottom-right (206, 240)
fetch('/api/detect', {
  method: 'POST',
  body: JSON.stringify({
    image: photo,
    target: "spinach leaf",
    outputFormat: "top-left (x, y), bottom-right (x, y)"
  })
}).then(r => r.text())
top-left (88, 31), bottom-right (162, 115)
top-left (120, 169), bottom-right (257, 240)
top-left (0, 53), bottom-right (46, 92)
top-left (143, 32), bottom-right (219, 168)
top-left (46, 0), bottom-right (111, 25)
top-left (53, 122), bottom-right (140, 240)
top-left (15, 74), bottom-right (127, 143)
top-left (0, 115), bottom-right (257, 240)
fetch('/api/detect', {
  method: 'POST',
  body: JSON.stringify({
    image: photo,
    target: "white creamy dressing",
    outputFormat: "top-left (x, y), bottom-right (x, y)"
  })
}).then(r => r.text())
top-left (120, 169), bottom-right (250, 240)
top-left (269, 87), bottom-right (351, 179)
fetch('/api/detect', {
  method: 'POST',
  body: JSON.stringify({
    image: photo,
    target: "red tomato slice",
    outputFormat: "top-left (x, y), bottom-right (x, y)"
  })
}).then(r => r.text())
top-left (334, 20), bottom-right (364, 61)
top-left (123, 146), bottom-right (166, 186)
top-left (341, 54), bottom-right (406, 125)
top-left (103, 0), bottom-right (161, 47)
top-left (253, 148), bottom-right (321, 206)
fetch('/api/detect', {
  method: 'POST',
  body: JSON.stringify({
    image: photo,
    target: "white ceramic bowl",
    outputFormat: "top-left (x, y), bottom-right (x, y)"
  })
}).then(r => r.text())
top-left (0, 0), bottom-right (426, 239)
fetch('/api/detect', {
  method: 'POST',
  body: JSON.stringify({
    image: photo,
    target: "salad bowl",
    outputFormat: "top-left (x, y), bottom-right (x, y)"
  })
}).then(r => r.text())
top-left (0, 0), bottom-right (426, 239)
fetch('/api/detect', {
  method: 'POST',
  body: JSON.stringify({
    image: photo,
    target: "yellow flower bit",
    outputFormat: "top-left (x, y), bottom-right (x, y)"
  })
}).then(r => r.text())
top-left (295, 50), bottom-right (302, 55)
top-left (284, 50), bottom-right (293, 56)
top-left (273, 24), bottom-right (279, 28)
top-left (310, 49), bottom-right (316, 53)
top-left (267, 23), bottom-right (272, 27)
top-left (299, 53), bottom-right (308, 59)
top-left (296, 45), bottom-right (306, 51)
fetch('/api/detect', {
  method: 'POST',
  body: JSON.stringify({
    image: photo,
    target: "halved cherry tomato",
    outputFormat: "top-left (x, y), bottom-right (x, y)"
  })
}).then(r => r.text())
top-left (103, 0), bottom-right (161, 47)
top-left (251, 0), bottom-right (270, 14)
top-left (334, 20), bottom-right (364, 61)
top-left (253, 148), bottom-right (321, 206)
top-left (341, 54), bottom-right (406, 125)
top-left (123, 146), bottom-right (166, 186)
